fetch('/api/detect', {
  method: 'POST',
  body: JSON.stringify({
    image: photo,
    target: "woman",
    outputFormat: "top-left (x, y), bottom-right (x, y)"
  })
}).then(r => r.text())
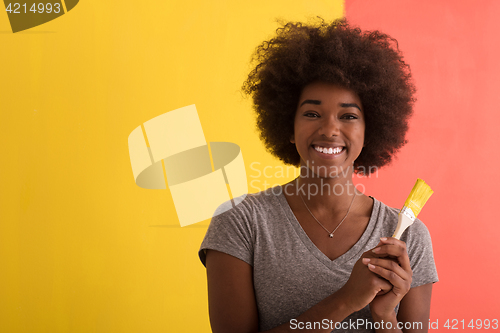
top-left (199, 19), bottom-right (438, 333)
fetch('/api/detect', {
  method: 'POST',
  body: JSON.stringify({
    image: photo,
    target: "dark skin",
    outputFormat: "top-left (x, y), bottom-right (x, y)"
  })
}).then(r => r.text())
top-left (206, 248), bottom-right (432, 333)
top-left (205, 82), bottom-right (433, 332)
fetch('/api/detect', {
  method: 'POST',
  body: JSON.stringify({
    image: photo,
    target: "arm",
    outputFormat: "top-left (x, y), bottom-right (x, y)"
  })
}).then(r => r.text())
top-left (362, 238), bottom-right (433, 333)
top-left (205, 249), bottom-right (259, 333)
top-left (397, 283), bottom-right (433, 333)
top-left (206, 249), bottom-right (393, 333)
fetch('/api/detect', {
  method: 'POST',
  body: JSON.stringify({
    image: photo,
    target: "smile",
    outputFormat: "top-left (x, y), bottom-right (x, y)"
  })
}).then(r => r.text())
top-left (313, 145), bottom-right (344, 155)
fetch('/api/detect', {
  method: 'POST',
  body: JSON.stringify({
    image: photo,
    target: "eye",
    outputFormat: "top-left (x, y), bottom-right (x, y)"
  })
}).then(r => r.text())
top-left (303, 111), bottom-right (320, 118)
top-left (341, 114), bottom-right (359, 120)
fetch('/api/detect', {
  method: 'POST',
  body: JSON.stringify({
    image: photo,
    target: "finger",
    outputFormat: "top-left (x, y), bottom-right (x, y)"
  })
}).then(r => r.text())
top-left (371, 271), bottom-right (393, 293)
top-left (373, 237), bottom-right (406, 252)
top-left (366, 263), bottom-right (409, 296)
top-left (372, 246), bottom-right (411, 272)
top-left (362, 239), bottom-right (386, 259)
top-left (363, 257), bottom-right (411, 282)
top-left (380, 237), bottom-right (406, 247)
top-left (371, 245), bottom-right (402, 260)
top-left (371, 238), bottom-right (411, 271)
top-left (368, 238), bottom-right (398, 256)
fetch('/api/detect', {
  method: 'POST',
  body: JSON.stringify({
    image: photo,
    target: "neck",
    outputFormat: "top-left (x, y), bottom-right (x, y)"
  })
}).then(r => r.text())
top-left (292, 166), bottom-right (359, 214)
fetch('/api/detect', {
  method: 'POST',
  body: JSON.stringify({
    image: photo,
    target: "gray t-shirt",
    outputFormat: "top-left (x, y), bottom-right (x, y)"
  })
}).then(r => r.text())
top-left (199, 186), bottom-right (438, 332)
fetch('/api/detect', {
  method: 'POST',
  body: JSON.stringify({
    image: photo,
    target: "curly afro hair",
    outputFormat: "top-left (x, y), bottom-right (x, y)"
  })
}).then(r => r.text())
top-left (242, 18), bottom-right (416, 175)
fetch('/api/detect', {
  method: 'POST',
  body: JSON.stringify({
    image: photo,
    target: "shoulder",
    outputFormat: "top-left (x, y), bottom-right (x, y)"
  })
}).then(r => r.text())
top-left (212, 186), bottom-right (283, 223)
top-left (372, 199), bottom-right (438, 285)
top-left (371, 198), bottom-right (433, 243)
top-left (201, 186), bottom-right (282, 242)
top-left (199, 186), bottom-right (285, 266)
top-left (369, 198), bottom-right (399, 235)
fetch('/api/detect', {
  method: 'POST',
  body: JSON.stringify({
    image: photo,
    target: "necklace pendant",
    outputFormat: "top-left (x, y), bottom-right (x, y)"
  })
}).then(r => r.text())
top-left (298, 186), bottom-right (357, 241)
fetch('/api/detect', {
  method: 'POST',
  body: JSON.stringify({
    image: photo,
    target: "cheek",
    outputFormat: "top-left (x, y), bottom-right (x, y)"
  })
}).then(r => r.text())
top-left (293, 121), bottom-right (310, 144)
top-left (349, 124), bottom-right (365, 137)
top-left (358, 124), bottom-right (366, 142)
top-left (350, 126), bottom-right (365, 149)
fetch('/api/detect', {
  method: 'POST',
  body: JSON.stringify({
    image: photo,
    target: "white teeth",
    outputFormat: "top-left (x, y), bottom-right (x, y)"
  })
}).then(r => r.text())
top-left (314, 146), bottom-right (343, 155)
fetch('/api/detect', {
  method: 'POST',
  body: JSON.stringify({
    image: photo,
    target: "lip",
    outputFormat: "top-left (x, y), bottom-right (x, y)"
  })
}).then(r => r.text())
top-left (312, 143), bottom-right (345, 149)
top-left (311, 144), bottom-right (346, 158)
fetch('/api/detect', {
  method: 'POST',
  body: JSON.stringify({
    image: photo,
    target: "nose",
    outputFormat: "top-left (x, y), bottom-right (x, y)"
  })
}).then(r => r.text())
top-left (318, 115), bottom-right (340, 137)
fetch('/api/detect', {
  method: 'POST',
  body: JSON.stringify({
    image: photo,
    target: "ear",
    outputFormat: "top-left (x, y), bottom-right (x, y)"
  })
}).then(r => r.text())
top-left (290, 135), bottom-right (295, 144)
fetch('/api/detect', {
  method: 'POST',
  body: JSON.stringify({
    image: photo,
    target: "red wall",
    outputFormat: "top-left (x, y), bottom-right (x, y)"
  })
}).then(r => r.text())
top-left (347, 0), bottom-right (500, 327)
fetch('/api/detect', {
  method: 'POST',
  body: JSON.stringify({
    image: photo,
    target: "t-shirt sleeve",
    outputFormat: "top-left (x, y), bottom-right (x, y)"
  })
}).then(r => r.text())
top-left (198, 199), bottom-right (254, 267)
top-left (403, 219), bottom-right (439, 288)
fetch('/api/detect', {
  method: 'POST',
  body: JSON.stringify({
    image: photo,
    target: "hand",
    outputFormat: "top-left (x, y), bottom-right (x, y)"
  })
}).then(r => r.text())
top-left (338, 249), bottom-right (393, 313)
top-left (362, 237), bottom-right (413, 318)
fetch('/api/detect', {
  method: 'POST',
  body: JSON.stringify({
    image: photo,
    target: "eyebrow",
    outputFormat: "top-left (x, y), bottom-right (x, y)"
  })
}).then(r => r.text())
top-left (300, 99), bottom-right (321, 107)
top-left (340, 103), bottom-right (362, 111)
top-left (299, 100), bottom-right (362, 111)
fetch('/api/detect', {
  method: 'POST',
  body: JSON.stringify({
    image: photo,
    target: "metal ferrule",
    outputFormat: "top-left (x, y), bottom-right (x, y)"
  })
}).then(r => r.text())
top-left (401, 206), bottom-right (416, 222)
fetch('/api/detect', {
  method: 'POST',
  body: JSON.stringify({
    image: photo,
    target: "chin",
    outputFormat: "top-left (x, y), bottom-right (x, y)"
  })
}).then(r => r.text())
top-left (300, 163), bottom-right (355, 179)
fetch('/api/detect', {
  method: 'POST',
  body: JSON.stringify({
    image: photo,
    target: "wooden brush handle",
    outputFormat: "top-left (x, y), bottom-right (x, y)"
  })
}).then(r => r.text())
top-left (393, 213), bottom-right (414, 240)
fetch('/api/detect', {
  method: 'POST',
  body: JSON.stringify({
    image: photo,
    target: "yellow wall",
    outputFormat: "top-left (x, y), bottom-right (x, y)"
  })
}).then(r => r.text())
top-left (0, 1), bottom-right (343, 332)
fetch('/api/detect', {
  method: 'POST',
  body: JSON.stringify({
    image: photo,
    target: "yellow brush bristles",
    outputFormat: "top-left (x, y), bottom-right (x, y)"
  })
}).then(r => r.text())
top-left (403, 178), bottom-right (434, 217)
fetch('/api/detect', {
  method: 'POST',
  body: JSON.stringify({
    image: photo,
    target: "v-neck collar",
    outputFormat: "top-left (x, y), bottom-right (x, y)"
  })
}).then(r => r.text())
top-left (276, 185), bottom-right (380, 270)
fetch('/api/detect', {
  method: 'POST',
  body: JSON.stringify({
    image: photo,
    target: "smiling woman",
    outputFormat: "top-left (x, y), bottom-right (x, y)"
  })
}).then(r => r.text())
top-left (292, 83), bottom-right (365, 179)
top-left (243, 19), bottom-right (415, 174)
top-left (199, 18), bottom-right (437, 333)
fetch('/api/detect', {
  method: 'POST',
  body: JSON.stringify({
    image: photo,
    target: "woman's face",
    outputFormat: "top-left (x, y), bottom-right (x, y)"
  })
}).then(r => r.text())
top-left (291, 82), bottom-right (365, 179)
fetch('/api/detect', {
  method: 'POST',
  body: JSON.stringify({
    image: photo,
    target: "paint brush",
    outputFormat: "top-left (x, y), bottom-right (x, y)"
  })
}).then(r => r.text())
top-left (393, 179), bottom-right (434, 240)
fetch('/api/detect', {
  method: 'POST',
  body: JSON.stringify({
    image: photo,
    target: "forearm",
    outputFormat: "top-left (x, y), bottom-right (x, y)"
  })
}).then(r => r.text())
top-left (372, 311), bottom-right (402, 333)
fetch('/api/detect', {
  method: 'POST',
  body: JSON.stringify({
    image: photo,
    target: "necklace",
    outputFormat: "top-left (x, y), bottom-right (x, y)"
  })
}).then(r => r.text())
top-left (298, 186), bottom-right (356, 238)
